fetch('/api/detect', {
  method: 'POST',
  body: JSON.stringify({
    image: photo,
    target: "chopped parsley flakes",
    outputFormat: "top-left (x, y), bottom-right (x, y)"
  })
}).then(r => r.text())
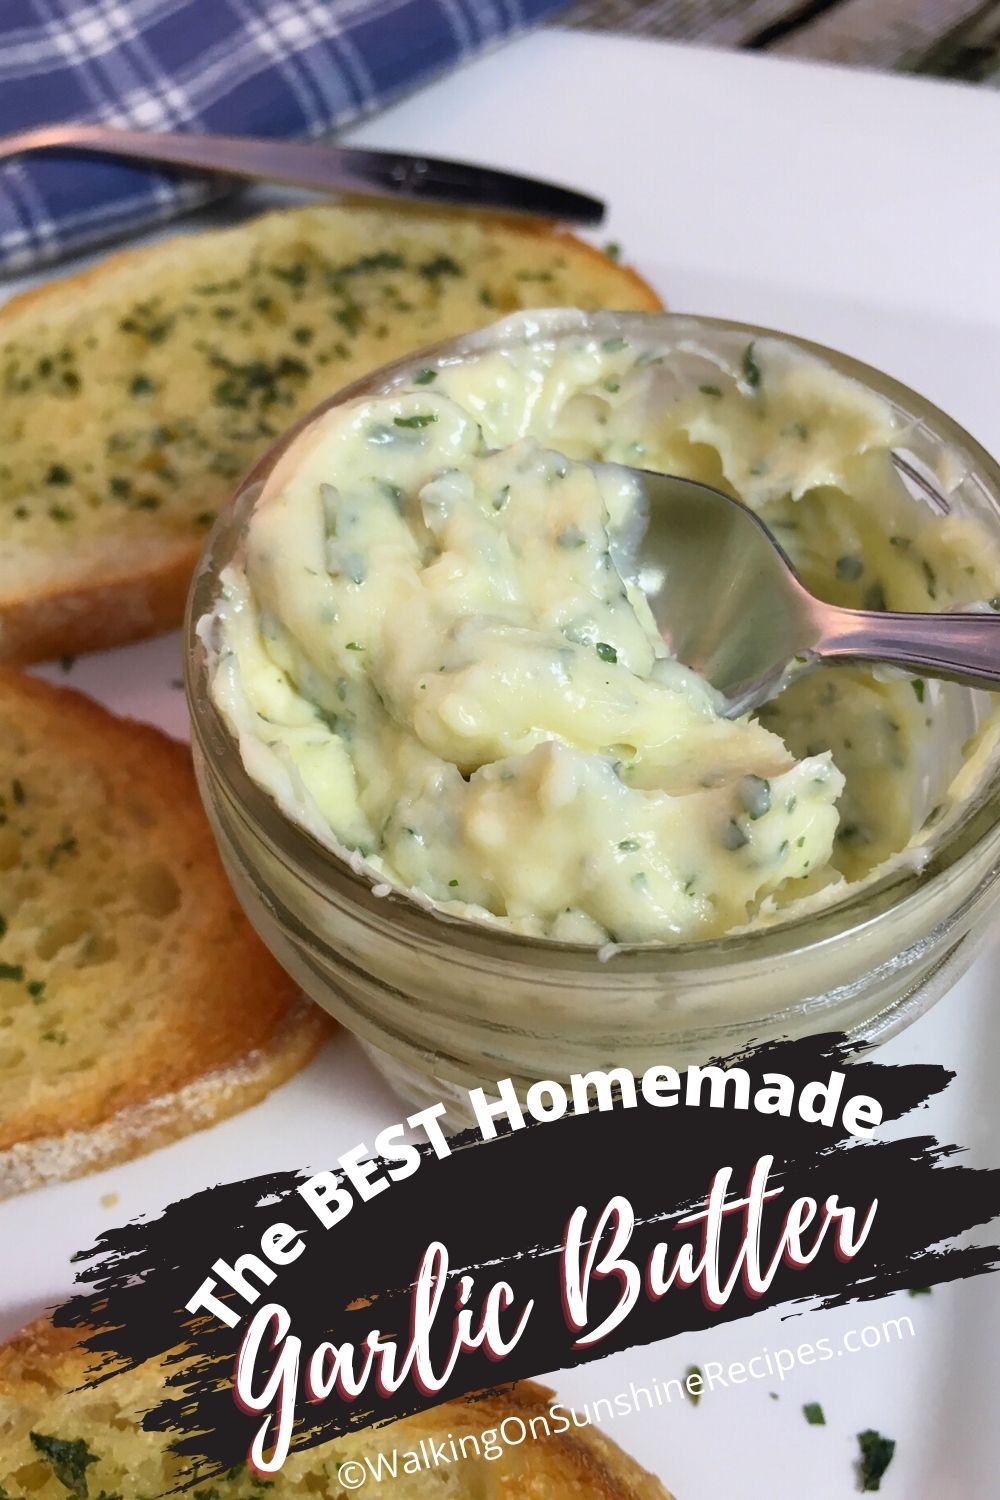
top-left (393, 413), bottom-right (436, 429)
top-left (741, 341), bottom-right (762, 389)
top-left (836, 555), bottom-right (864, 582)
top-left (723, 819), bottom-right (750, 850)
top-left (30, 1432), bottom-right (99, 1496)
top-left (857, 1429), bottom-right (895, 1491)
top-left (741, 775), bottom-right (771, 820)
top-left (418, 254), bottom-right (462, 280)
top-left (47, 834), bottom-right (79, 869)
top-left (685, 1365), bottom-right (704, 1406)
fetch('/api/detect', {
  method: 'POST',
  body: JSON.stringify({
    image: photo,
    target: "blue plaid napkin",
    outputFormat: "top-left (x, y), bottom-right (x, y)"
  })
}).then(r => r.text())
top-left (0, 0), bottom-right (566, 275)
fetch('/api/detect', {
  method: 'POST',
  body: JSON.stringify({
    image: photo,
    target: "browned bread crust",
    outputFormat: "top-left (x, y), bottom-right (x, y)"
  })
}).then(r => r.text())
top-left (0, 206), bottom-right (663, 665)
top-left (0, 1315), bottom-right (675, 1499)
top-left (0, 537), bottom-right (198, 668)
top-left (0, 668), bottom-right (332, 1195)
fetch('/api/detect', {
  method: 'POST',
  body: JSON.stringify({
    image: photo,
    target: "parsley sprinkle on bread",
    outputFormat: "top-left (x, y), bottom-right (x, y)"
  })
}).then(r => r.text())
top-left (0, 1318), bottom-right (674, 1500)
top-left (0, 205), bottom-right (661, 664)
top-left (0, 669), bottom-right (330, 1197)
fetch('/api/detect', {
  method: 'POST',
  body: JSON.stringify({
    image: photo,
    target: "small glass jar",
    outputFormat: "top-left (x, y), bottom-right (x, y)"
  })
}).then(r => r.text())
top-left (185, 311), bottom-right (1000, 1123)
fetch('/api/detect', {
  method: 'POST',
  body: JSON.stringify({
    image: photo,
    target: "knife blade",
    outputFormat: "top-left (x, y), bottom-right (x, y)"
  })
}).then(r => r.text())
top-left (0, 124), bottom-right (606, 227)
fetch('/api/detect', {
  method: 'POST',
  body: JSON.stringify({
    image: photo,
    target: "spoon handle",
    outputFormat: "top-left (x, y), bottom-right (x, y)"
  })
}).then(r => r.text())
top-left (813, 605), bottom-right (1000, 689)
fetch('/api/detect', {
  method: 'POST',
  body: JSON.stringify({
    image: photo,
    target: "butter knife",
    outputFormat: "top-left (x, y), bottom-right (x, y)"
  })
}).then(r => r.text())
top-left (0, 124), bottom-right (606, 226)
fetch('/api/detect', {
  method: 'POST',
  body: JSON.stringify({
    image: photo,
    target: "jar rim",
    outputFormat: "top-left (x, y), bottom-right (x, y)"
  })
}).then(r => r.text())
top-left (184, 308), bottom-right (1000, 970)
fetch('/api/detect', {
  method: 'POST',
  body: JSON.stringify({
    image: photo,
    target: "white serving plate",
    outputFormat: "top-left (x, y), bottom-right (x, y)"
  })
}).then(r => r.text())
top-left (2, 29), bottom-right (999, 1498)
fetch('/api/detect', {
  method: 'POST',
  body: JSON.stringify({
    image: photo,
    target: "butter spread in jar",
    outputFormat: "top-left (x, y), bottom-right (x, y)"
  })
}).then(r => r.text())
top-left (206, 318), bottom-right (1000, 945)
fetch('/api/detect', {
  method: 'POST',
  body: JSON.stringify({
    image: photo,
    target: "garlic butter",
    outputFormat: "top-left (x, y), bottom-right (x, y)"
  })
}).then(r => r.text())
top-left (207, 319), bottom-right (1000, 944)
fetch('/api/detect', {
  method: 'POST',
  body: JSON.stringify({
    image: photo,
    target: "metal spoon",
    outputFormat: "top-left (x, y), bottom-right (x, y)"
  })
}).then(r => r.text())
top-left (631, 469), bottom-right (1000, 718)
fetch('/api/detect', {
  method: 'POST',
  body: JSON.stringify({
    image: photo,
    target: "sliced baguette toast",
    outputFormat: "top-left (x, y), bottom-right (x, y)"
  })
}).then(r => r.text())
top-left (0, 205), bottom-right (662, 664)
top-left (0, 669), bottom-right (331, 1197)
top-left (0, 1316), bottom-right (674, 1499)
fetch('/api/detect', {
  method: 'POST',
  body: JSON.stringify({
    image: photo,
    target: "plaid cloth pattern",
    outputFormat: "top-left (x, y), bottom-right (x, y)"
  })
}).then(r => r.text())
top-left (0, 0), bottom-right (565, 274)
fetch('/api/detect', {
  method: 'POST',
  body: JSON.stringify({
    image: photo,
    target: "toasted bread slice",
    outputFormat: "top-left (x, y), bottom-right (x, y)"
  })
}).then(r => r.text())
top-left (0, 1316), bottom-right (674, 1499)
top-left (0, 669), bottom-right (331, 1196)
top-left (0, 205), bottom-right (662, 664)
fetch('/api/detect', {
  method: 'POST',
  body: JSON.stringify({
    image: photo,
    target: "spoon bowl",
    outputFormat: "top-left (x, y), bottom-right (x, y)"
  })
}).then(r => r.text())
top-left (628, 468), bottom-right (1000, 717)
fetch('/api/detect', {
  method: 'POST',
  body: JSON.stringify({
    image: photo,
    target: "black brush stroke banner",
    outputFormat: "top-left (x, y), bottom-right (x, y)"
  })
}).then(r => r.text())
top-left (54, 1033), bottom-right (1000, 1480)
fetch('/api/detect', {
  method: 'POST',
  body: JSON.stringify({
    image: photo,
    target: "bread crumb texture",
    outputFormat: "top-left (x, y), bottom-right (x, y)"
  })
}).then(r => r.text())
top-left (0, 669), bottom-right (330, 1195)
top-left (0, 1319), bottom-right (674, 1499)
top-left (0, 206), bottom-right (661, 661)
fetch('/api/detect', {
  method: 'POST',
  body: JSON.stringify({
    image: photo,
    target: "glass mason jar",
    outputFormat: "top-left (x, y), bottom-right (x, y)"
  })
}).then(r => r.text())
top-left (185, 311), bottom-right (1000, 1123)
